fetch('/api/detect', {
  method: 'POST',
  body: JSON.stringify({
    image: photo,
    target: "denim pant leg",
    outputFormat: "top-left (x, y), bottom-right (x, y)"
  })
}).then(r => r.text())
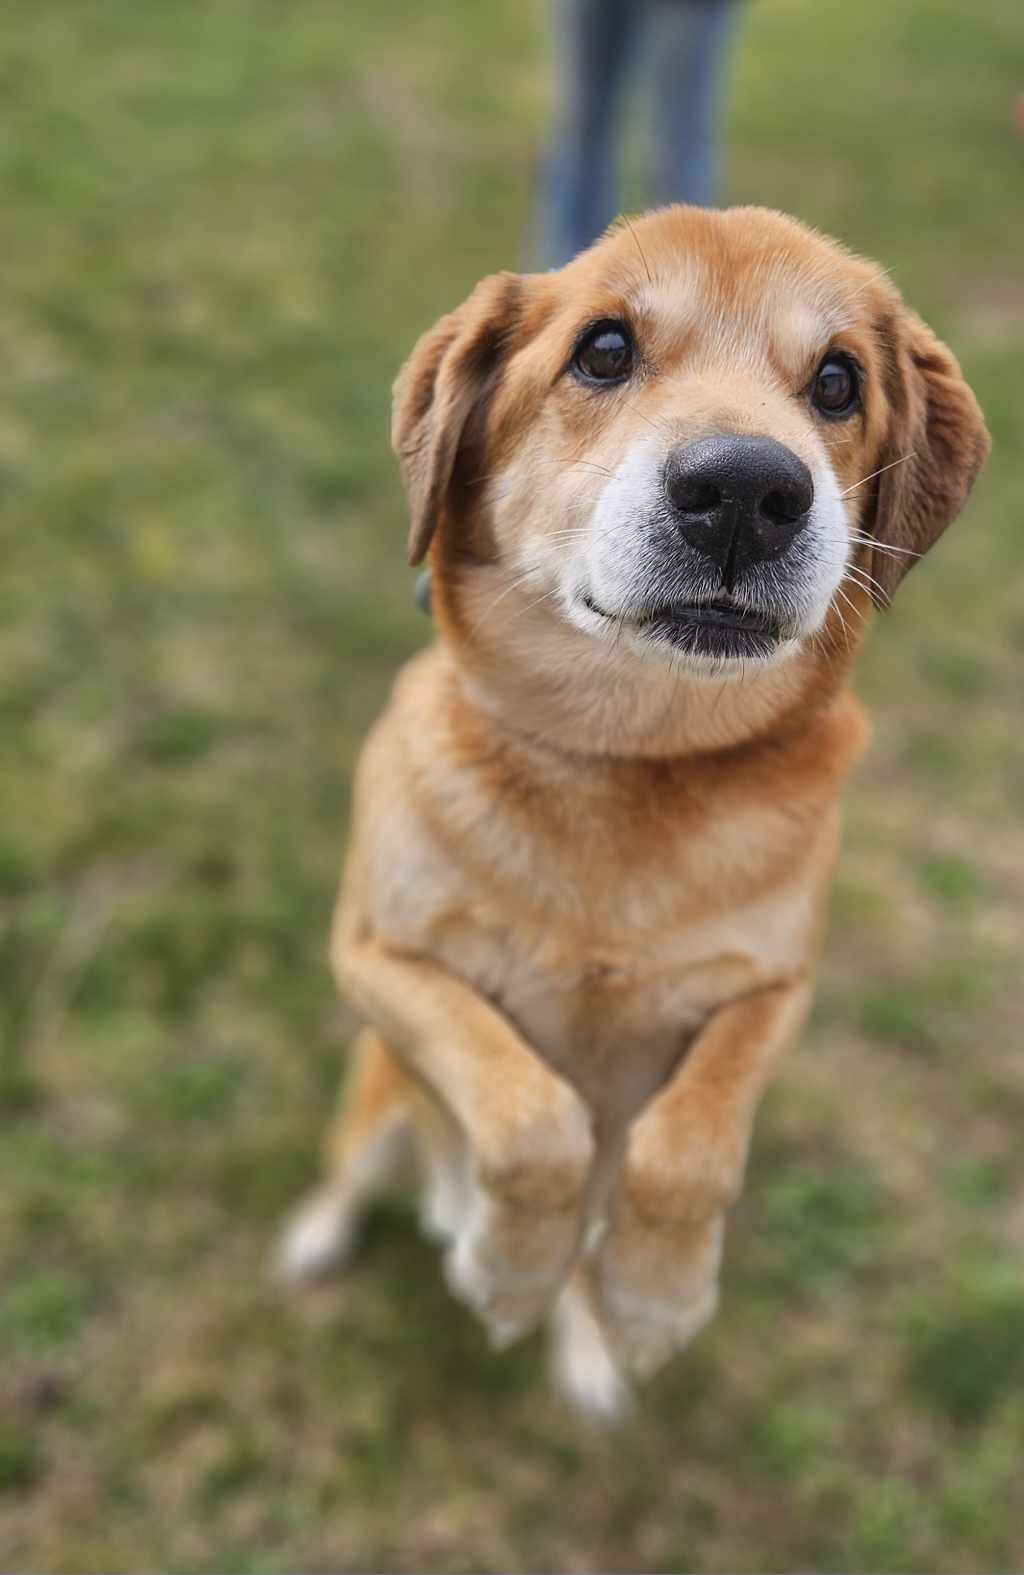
top-left (647, 0), bottom-right (741, 208)
top-left (537, 0), bottom-right (642, 268)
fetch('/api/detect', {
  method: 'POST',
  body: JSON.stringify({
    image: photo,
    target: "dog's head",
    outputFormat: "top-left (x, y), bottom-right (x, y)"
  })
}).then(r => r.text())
top-left (393, 207), bottom-right (989, 679)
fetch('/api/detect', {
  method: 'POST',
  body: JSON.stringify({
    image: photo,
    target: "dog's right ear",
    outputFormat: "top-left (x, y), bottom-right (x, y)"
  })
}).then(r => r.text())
top-left (392, 272), bottom-right (524, 566)
top-left (867, 309), bottom-right (990, 604)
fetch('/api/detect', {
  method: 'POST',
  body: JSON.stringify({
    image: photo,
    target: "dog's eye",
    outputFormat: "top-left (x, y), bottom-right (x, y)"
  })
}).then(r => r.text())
top-left (572, 321), bottom-right (634, 385)
top-left (812, 355), bottom-right (860, 418)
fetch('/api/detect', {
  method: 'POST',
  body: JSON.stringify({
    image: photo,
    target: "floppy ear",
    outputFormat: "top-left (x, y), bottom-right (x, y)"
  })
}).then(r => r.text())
top-left (392, 272), bottom-right (524, 566)
top-left (868, 310), bottom-right (990, 604)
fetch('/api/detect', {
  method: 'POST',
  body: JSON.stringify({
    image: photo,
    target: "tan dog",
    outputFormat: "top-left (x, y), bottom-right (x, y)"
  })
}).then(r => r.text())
top-left (279, 206), bottom-right (989, 1418)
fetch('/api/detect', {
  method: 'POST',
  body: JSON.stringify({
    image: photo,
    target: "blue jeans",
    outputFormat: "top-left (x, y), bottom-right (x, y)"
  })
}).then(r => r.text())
top-left (538, 0), bottom-right (741, 268)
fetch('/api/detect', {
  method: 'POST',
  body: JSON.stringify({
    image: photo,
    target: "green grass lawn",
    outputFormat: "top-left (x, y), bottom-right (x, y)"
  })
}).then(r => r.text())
top-left (1, 1), bottom-right (1023, 1569)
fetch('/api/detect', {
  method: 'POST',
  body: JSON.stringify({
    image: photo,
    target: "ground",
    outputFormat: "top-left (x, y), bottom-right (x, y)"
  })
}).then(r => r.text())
top-left (1, 1), bottom-right (1023, 1570)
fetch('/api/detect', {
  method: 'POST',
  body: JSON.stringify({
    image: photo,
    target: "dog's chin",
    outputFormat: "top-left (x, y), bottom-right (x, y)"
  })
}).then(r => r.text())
top-left (575, 594), bottom-right (803, 677)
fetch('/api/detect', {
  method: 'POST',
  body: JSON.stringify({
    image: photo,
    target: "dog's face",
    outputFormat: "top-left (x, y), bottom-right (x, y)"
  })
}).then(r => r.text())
top-left (394, 207), bottom-right (989, 678)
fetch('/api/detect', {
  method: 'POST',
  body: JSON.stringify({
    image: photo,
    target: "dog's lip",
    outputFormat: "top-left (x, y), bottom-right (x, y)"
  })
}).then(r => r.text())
top-left (582, 594), bottom-right (781, 638)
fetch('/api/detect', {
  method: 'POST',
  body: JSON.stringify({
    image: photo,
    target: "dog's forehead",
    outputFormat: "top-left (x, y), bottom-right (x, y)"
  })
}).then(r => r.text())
top-left (564, 208), bottom-right (871, 369)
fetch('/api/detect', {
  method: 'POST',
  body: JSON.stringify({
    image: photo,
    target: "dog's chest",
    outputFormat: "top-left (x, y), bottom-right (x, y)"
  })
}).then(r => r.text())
top-left (428, 901), bottom-right (782, 1122)
top-left (373, 734), bottom-right (831, 1121)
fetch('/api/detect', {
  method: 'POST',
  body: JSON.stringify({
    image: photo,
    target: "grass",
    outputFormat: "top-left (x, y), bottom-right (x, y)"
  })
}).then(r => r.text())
top-left (1, 0), bottom-right (1022, 1569)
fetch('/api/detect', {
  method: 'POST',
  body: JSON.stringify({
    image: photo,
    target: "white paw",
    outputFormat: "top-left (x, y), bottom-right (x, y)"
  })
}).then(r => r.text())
top-left (601, 1275), bottom-right (718, 1380)
top-left (273, 1190), bottom-right (357, 1283)
top-left (443, 1224), bottom-right (564, 1346)
top-left (418, 1155), bottom-right (469, 1245)
top-left (550, 1287), bottom-right (631, 1423)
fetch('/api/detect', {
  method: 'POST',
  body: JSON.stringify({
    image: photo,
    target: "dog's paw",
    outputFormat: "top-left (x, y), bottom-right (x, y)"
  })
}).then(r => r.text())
top-left (549, 1284), bottom-right (631, 1423)
top-left (553, 1330), bottom-right (631, 1422)
top-left (418, 1156), bottom-right (469, 1245)
top-left (443, 1222), bottom-right (566, 1346)
top-left (598, 1264), bottom-right (718, 1380)
top-left (273, 1189), bottom-right (358, 1284)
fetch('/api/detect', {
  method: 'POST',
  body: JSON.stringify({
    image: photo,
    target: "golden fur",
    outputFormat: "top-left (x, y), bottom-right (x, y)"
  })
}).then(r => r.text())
top-left (279, 206), bottom-right (989, 1415)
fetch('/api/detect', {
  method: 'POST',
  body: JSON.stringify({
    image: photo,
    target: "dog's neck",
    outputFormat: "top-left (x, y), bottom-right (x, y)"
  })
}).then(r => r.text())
top-left (434, 560), bottom-right (863, 763)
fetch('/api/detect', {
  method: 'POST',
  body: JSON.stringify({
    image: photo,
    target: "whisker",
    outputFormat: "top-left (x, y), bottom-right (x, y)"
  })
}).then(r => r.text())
top-left (622, 214), bottom-right (653, 286)
top-left (836, 575), bottom-right (872, 611)
top-left (841, 274), bottom-right (890, 309)
top-left (507, 586), bottom-right (563, 625)
top-left (467, 456), bottom-right (616, 488)
top-left (839, 452), bottom-right (916, 499)
top-left (843, 555), bottom-right (890, 595)
top-left (815, 531), bottom-right (923, 564)
top-left (844, 530), bottom-right (922, 559)
top-left (830, 587), bottom-right (858, 656)
top-left (815, 531), bottom-right (923, 563)
top-left (466, 568), bottom-right (543, 634)
top-left (466, 469), bottom-right (506, 487)
top-left (620, 393), bottom-right (674, 438)
top-left (843, 564), bottom-right (890, 605)
top-left (656, 646), bottom-right (683, 730)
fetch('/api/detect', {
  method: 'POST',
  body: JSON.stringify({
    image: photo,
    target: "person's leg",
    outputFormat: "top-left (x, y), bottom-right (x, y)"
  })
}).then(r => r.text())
top-left (537, 0), bottom-right (642, 268)
top-left (648, 0), bottom-right (742, 208)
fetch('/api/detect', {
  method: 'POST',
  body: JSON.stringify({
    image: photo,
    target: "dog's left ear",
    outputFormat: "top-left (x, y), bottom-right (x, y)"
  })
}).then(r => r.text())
top-left (392, 272), bottom-right (524, 566)
top-left (868, 311), bottom-right (990, 604)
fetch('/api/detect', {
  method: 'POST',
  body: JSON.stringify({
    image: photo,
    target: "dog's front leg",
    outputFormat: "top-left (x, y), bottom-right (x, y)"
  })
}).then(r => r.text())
top-left (595, 979), bottom-right (812, 1378)
top-left (338, 939), bottom-right (594, 1345)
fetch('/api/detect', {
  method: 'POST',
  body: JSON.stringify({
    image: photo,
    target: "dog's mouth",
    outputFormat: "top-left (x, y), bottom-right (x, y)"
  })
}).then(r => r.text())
top-left (583, 595), bottom-right (783, 659)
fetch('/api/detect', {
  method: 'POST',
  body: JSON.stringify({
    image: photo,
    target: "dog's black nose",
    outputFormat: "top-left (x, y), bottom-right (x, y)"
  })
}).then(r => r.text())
top-left (664, 435), bottom-right (814, 590)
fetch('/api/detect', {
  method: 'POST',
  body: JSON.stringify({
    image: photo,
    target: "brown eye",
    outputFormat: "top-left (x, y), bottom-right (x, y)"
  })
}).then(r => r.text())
top-left (812, 355), bottom-right (860, 418)
top-left (573, 320), bottom-right (634, 385)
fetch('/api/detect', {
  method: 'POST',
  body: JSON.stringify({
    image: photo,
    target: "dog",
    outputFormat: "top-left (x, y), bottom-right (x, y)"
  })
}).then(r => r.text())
top-left (278, 206), bottom-right (989, 1418)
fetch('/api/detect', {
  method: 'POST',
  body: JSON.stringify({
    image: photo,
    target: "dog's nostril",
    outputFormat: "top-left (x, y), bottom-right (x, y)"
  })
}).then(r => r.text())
top-left (760, 488), bottom-right (807, 526)
top-left (692, 481), bottom-right (722, 512)
top-left (674, 478), bottom-right (722, 514)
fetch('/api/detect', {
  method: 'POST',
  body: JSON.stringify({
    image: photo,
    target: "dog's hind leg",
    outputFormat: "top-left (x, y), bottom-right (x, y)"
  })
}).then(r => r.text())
top-left (276, 1028), bottom-right (413, 1282)
top-left (410, 1087), bottom-right (471, 1246)
top-left (549, 1265), bottom-right (630, 1423)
